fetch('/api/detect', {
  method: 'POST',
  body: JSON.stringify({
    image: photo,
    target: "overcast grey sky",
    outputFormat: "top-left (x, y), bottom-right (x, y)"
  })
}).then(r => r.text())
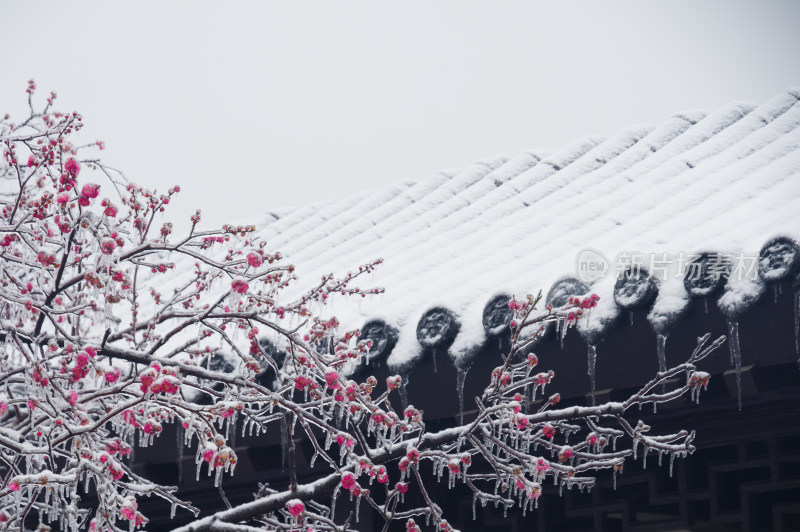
top-left (3, 1), bottom-right (799, 232)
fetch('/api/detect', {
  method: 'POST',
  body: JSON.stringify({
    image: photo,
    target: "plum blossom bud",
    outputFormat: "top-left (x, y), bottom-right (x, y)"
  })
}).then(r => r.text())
top-left (406, 519), bottom-right (421, 532)
top-left (386, 375), bottom-right (402, 391)
top-left (104, 368), bottom-right (120, 383)
top-left (325, 371), bottom-right (340, 389)
top-left (447, 460), bottom-right (460, 474)
top-left (285, 499), bottom-right (304, 517)
top-left (341, 473), bottom-right (356, 491)
top-left (100, 240), bottom-right (116, 255)
top-left (81, 183), bottom-right (99, 199)
top-left (246, 252), bottom-right (262, 268)
top-left (64, 158), bottom-right (80, 176)
top-left (406, 448), bottom-right (420, 463)
top-left (231, 278), bottom-right (248, 295)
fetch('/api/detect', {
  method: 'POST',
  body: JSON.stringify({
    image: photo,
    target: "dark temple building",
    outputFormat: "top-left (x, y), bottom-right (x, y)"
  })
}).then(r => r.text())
top-left (140, 89), bottom-right (800, 531)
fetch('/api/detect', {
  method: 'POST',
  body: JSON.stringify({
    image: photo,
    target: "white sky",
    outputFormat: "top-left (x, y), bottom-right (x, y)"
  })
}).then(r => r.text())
top-left (3, 1), bottom-right (799, 233)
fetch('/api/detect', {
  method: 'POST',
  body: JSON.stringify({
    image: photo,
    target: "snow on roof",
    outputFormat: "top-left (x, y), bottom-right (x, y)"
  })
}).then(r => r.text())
top-left (255, 89), bottom-right (800, 371)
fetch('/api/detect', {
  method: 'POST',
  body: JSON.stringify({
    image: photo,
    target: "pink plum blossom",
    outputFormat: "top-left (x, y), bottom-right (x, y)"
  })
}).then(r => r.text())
top-left (81, 183), bottom-right (99, 198)
top-left (64, 157), bottom-right (80, 176)
top-left (231, 279), bottom-right (248, 295)
top-left (285, 499), bottom-right (304, 517)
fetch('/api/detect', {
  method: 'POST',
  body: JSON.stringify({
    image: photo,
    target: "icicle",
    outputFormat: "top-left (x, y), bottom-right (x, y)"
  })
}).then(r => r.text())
top-left (177, 424), bottom-right (184, 483)
top-left (587, 345), bottom-right (597, 406)
top-left (629, 311), bottom-right (634, 327)
top-left (280, 419), bottom-right (287, 472)
top-left (330, 486), bottom-right (339, 519)
top-left (456, 366), bottom-right (470, 424)
top-left (128, 431), bottom-right (135, 463)
top-left (704, 298), bottom-right (709, 314)
top-left (398, 376), bottom-right (409, 409)
top-left (774, 284), bottom-right (780, 304)
top-left (794, 286), bottom-right (800, 357)
top-left (656, 333), bottom-right (668, 403)
top-left (726, 320), bottom-right (743, 411)
top-left (656, 333), bottom-right (667, 378)
top-left (432, 349), bottom-right (437, 373)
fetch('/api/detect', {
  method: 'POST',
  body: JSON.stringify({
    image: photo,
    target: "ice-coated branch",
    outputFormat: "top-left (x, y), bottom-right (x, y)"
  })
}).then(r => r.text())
top-left (0, 84), bottom-right (727, 532)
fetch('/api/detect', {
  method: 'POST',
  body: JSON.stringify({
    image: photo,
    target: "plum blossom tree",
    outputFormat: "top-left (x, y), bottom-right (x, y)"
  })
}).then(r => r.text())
top-left (0, 83), bottom-right (725, 531)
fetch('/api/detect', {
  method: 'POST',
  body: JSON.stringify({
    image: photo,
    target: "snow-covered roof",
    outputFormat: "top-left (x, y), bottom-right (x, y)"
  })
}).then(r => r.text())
top-left (255, 88), bottom-right (800, 372)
